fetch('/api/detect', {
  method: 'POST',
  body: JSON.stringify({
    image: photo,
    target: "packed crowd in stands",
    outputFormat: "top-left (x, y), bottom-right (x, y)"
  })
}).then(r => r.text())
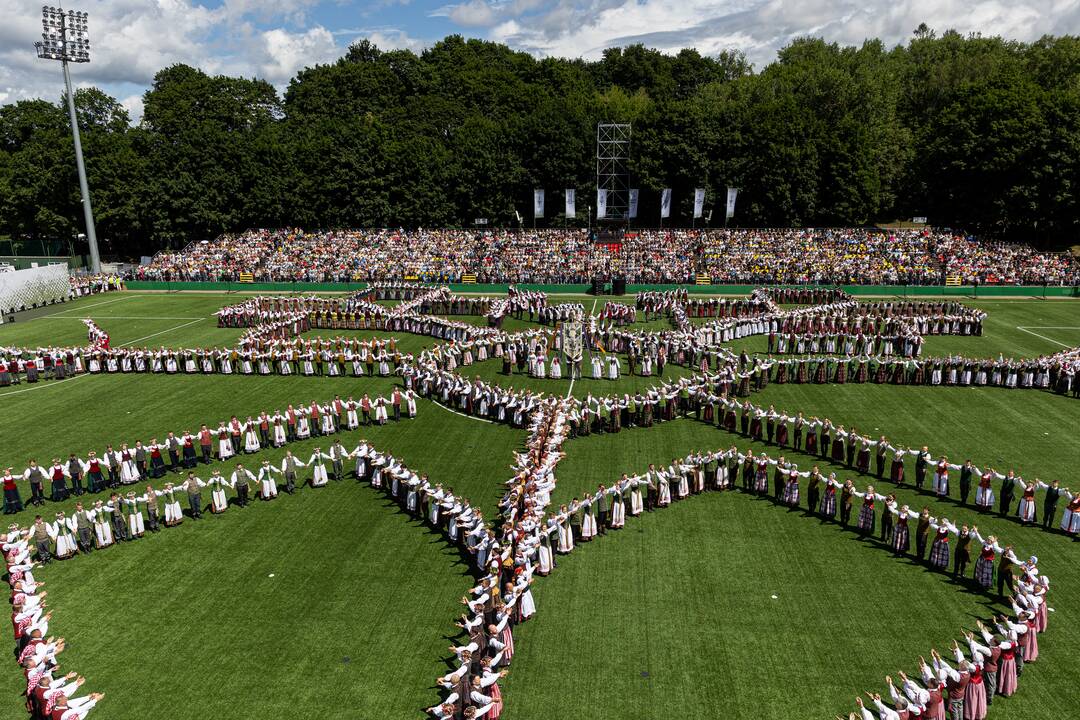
top-left (133, 228), bottom-right (1080, 286)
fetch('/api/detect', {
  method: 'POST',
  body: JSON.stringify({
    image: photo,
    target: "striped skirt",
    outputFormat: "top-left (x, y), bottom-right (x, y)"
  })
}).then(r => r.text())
top-left (974, 557), bottom-right (994, 588)
top-left (501, 626), bottom-right (515, 662)
top-left (782, 482), bottom-right (799, 507)
top-left (490, 683), bottom-right (503, 719)
top-left (929, 538), bottom-right (950, 569)
top-left (856, 504), bottom-right (875, 531)
top-left (819, 492), bottom-right (836, 518)
top-left (892, 523), bottom-right (910, 554)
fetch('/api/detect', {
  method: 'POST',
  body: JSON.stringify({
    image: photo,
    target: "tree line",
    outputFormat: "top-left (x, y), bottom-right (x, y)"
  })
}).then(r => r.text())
top-left (1, 27), bottom-right (1078, 258)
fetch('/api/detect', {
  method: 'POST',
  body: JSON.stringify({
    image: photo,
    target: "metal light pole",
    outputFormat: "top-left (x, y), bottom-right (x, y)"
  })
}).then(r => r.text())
top-left (35, 5), bottom-right (100, 273)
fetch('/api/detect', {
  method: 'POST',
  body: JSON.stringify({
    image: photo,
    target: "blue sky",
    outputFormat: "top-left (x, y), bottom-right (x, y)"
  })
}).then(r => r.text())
top-left (3, 0), bottom-right (1075, 121)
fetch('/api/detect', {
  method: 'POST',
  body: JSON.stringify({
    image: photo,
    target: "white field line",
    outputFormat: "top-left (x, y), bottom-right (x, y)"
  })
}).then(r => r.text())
top-left (0, 373), bottom-right (92, 397)
top-left (44, 295), bottom-right (137, 316)
top-left (39, 315), bottom-right (203, 321)
top-left (118, 318), bottom-right (208, 347)
top-left (431, 398), bottom-right (495, 423)
top-left (1015, 326), bottom-right (1074, 348)
top-left (566, 298), bottom-right (599, 399)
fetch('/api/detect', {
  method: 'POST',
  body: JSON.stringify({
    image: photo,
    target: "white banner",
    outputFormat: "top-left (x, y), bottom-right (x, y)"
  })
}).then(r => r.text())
top-left (533, 189), bottom-right (545, 218)
top-left (726, 187), bottom-right (739, 219)
top-left (628, 189), bottom-right (639, 219)
top-left (693, 188), bottom-right (705, 219)
top-left (561, 319), bottom-right (583, 362)
top-left (597, 188), bottom-right (608, 219)
top-left (660, 188), bottom-right (672, 219)
top-left (565, 189), bottom-right (576, 218)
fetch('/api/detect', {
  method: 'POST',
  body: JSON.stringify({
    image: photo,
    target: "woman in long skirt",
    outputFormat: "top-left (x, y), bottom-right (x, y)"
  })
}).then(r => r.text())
top-left (123, 492), bottom-right (146, 538)
top-left (928, 519), bottom-right (956, 571)
top-left (556, 506), bottom-right (574, 553)
top-left (272, 416), bottom-right (287, 447)
top-left (890, 505), bottom-right (913, 555)
top-left (996, 640), bottom-right (1018, 696)
top-left (161, 483), bottom-right (184, 526)
top-left (781, 468), bottom-right (802, 508)
top-left (90, 500), bottom-right (114, 547)
top-left (537, 525), bottom-right (556, 575)
top-left (970, 530), bottom-right (1001, 590)
top-left (1019, 610), bottom-right (1039, 663)
top-left (890, 447), bottom-right (906, 485)
top-left (308, 449), bottom-right (332, 487)
top-left (1015, 479), bottom-right (1038, 525)
top-left (207, 472), bottom-right (230, 513)
top-left (296, 413), bottom-right (311, 440)
top-left (851, 486), bottom-right (881, 535)
top-left (49, 512), bottom-right (78, 558)
top-left (579, 498), bottom-right (596, 541)
top-left (975, 470), bottom-right (996, 512)
top-left (1060, 491), bottom-right (1080, 535)
top-left (243, 420), bottom-right (261, 453)
top-left (216, 427), bottom-right (234, 461)
top-left (609, 483), bottom-right (626, 529)
top-left (819, 475), bottom-right (840, 519)
top-left (119, 445), bottom-right (140, 484)
top-left (2, 469), bottom-right (23, 514)
top-left (629, 476), bottom-right (645, 515)
top-left (257, 462), bottom-right (279, 500)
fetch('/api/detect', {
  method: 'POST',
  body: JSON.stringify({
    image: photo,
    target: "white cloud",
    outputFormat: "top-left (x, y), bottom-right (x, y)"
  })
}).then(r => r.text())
top-left (460, 0), bottom-right (1080, 66)
top-left (364, 28), bottom-right (428, 52)
top-left (258, 26), bottom-right (338, 83)
top-left (0, 0), bottom-right (342, 115)
top-left (119, 93), bottom-right (144, 122)
top-left (444, 0), bottom-right (500, 27)
top-left (4, 0), bottom-right (1080, 125)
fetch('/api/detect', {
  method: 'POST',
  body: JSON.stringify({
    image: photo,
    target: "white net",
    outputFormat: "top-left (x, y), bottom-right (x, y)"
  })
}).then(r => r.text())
top-left (0, 265), bottom-right (71, 316)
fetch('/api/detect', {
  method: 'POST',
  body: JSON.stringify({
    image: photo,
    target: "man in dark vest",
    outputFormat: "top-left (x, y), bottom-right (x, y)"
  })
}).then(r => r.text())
top-left (133, 442), bottom-right (147, 479)
top-left (180, 474), bottom-right (205, 519)
top-left (165, 433), bottom-right (182, 471)
top-left (104, 446), bottom-right (121, 487)
top-left (874, 437), bottom-right (887, 478)
top-left (30, 516), bottom-right (51, 563)
top-left (66, 454), bottom-right (84, 497)
top-left (703, 453), bottom-right (717, 490)
top-left (24, 461), bottom-right (46, 506)
top-left (1042, 479), bottom-right (1063, 530)
top-left (997, 547), bottom-right (1017, 598)
top-left (281, 451), bottom-right (300, 494)
top-left (914, 447), bottom-right (931, 490)
top-left (595, 484), bottom-right (609, 534)
top-left (806, 468), bottom-right (822, 518)
top-left (645, 464), bottom-right (660, 511)
top-left (72, 502), bottom-right (94, 554)
top-left (998, 473), bottom-right (1017, 518)
top-left (959, 460), bottom-right (975, 505)
top-left (104, 492), bottom-right (127, 541)
top-left (953, 525), bottom-right (973, 578)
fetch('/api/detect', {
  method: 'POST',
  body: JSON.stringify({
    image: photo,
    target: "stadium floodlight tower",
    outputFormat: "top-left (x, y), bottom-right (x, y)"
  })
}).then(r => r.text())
top-left (596, 123), bottom-right (631, 225)
top-left (35, 5), bottom-right (100, 273)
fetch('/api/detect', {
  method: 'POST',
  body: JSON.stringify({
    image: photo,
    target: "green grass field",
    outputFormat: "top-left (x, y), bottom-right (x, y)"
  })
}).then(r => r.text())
top-left (0, 290), bottom-right (1077, 720)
